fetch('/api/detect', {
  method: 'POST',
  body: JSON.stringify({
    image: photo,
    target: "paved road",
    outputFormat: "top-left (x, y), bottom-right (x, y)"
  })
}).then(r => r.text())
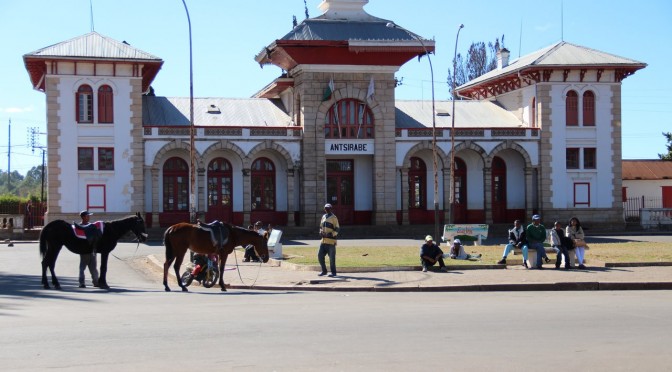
top-left (2, 241), bottom-right (672, 370)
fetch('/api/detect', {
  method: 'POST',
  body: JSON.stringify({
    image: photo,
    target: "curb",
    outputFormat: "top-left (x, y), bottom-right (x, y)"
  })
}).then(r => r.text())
top-left (224, 281), bottom-right (672, 292)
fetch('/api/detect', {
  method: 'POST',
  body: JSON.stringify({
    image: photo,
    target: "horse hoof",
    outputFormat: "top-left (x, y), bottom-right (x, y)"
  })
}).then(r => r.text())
top-left (54, 285), bottom-right (61, 290)
top-left (164, 287), bottom-right (171, 292)
top-left (43, 284), bottom-right (50, 290)
top-left (99, 285), bottom-right (110, 290)
top-left (220, 287), bottom-right (227, 292)
top-left (181, 287), bottom-right (189, 292)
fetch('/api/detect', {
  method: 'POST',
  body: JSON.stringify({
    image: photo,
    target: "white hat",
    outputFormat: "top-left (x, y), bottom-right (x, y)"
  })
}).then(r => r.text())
top-left (532, 214), bottom-right (541, 220)
top-left (324, 203), bottom-right (333, 209)
top-left (453, 238), bottom-right (462, 244)
top-left (425, 235), bottom-right (433, 242)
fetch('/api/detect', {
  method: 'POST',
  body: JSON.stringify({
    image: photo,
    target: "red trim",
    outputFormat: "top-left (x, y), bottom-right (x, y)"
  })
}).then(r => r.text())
top-left (566, 90), bottom-right (578, 126)
top-left (573, 182), bottom-right (591, 207)
top-left (582, 91), bottom-right (595, 126)
top-left (78, 147), bottom-right (94, 170)
top-left (86, 184), bottom-right (107, 211)
top-left (98, 85), bottom-right (114, 123)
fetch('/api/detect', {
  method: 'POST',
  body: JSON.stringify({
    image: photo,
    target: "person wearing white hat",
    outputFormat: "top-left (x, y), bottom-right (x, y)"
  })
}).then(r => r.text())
top-left (449, 238), bottom-right (482, 261)
top-left (318, 203), bottom-right (340, 277)
top-left (419, 235), bottom-right (447, 272)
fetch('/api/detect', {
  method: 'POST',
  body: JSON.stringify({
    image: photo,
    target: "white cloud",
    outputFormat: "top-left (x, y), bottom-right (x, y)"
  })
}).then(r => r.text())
top-left (0, 106), bottom-right (35, 113)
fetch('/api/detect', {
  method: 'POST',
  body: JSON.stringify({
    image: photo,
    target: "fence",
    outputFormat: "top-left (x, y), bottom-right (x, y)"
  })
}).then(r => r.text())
top-left (640, 208), bottom-right (672, 229)
top-left (0, 202), bottom-right (47, 228)
top-left (623, 196), bottom-right (662, 223)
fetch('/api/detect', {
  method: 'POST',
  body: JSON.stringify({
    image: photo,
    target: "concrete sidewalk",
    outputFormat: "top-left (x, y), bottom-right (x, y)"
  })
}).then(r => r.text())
top-left (150, 237), bottom-right (672, 292)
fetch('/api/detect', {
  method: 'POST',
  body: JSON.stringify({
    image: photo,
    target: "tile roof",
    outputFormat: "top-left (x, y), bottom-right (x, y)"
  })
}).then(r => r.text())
top-left (23, 31), bottom-right (162, 61)
top-left (622, 160), bottom-right (672, 180)
top-left (458, 41), bottom-right (647, 91)
top-left (395, 100), bottom-right (522, 129)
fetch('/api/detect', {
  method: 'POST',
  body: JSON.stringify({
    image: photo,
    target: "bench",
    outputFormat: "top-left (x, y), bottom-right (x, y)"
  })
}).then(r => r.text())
top-left (512, 229), bottom-right (590, 268)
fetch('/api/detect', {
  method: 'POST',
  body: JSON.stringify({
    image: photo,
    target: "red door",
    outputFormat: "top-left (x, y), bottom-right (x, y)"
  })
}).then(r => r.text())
top-left (205, 158), bottom-right (233, 223)
top-left (452, 157), bottom-right (467, 223)
top-left (663, 186), bottom-right (672, 208)
top-left (408, 157), bottom-right (428, 224)
top-left (327, 160), bottom-right (354, 225)
top-left (491, 156), bottom-right (507, 223)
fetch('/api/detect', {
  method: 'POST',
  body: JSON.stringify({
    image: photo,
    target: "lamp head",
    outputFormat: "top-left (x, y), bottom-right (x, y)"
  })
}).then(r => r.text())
top-left (459, 24), bottom-right (464, 29)
top-left (386, 22), bottom-right (395, 28)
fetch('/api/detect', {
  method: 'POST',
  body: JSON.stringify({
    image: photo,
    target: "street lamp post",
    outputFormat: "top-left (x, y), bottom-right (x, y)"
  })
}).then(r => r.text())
top-left (448, 24), bottom-right (464, 225)
top-left (181, 0), bottom-right (196, 223)
top-left (386, 22), bottom-right (439, 241)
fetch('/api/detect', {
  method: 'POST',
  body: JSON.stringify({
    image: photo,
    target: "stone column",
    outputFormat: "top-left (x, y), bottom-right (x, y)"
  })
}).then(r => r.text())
top-left (151, 168), bottom-right (160, 225)
top-left (483, 166), bottom-right (492, 223)
top-left (242, 168), bottom-right (251, 226)
top-left (197, 167), bottom-right (206, 219)
top-left (286, 167), bottom-right (296, 226)
top-left (442, 164), bottom-right (451, 224)
top-left (524, 167), bottom-right (534, 219)
top-left (399, 167), bottom-right (409, 225)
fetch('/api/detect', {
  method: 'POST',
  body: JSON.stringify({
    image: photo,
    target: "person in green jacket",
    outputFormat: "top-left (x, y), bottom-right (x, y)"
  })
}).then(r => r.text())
top-left (526, 215), bottom-right (549, 269)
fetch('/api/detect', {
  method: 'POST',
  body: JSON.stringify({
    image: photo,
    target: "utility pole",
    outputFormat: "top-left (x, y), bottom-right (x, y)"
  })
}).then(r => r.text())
top-left (29, 127), bottom-right (47, 201)
top-left (7, 118), bottom-right (11, 191)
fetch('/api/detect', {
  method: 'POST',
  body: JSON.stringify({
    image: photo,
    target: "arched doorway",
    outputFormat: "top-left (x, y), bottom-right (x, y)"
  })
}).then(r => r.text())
top-left (491, 156), bottom-right (507, 223)
top-left (453, 157), bottom-right (467, 223)
top-left (408, 157), bottom-right (428, 224)
top-left (326, 159), bottom-right (354, 225)
top-left (250, 157), bottom-right (276, 225)
top-left (206, 158), bottom-right (233, 223)
top-left (160, 157), bottom-right (189, 226)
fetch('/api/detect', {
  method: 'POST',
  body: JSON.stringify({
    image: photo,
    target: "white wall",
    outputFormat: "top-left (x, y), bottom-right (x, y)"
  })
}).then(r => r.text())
top-left (623, 179), bottom-right (672, 199)
top-left (56, 76), bottom-right (136, 213)
top-left (548, 83), bottom-right (615, 209)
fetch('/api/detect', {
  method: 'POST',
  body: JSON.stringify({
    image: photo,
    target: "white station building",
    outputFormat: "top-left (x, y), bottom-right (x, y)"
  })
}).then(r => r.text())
top-left (23, 0), bottom-right (646, 229)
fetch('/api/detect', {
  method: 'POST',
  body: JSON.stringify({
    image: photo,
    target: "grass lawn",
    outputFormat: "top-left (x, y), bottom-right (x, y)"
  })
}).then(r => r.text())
top-left (282, 242), bottom-right (672, 268)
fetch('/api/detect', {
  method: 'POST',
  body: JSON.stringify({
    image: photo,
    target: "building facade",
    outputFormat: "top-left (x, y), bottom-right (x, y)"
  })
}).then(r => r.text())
top-left (23, 0), bottom-right (645, 228)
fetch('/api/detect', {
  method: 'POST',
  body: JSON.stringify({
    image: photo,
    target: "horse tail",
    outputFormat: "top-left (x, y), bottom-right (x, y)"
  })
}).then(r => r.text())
top-left (39, 225), bottom-right (48, 259)
top-left (163, 226), bottom-right (175, 262)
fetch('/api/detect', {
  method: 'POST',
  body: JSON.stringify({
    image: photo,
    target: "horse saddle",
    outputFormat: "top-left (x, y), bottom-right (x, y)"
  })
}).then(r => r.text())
top-left (197, 220), bottom-right (229, 250)
top-left (72, 221), bottom-right (104, 240)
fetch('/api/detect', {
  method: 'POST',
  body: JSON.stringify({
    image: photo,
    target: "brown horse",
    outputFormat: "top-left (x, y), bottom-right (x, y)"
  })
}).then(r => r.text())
top-left (162, 222), bottom-right (269, 292)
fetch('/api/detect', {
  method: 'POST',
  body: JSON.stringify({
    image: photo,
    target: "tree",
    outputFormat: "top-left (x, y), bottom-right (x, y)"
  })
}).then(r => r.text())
top-left (659, 132), bottom-right (672, 160)
top-left (447, 35), bottom-right (505, 98)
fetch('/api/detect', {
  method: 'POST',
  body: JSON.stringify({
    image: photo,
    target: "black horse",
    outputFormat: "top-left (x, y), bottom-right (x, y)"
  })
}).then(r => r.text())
top-left (39, 212), bottom-right (148, 290)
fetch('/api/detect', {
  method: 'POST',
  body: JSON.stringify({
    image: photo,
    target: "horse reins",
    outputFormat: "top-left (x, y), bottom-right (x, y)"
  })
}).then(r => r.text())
top-left (230, 245), bottom-right (263, 287)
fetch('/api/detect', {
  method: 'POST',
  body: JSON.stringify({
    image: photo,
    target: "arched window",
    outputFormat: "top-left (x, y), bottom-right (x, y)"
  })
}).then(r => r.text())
top-left (207, 158), bottom-right (232, 208)
top-left (163, 157), bottom-right (189, 212)
top-left (251, 157), bottom-right (275, 211)
top-left (408, 157), bottom-right (426, 209)
top-left (98, 85), bottom-right (114, 123)
top-left (566, 90), bottom-right (578, 126)
top-left (325, 99), bottom-right (374, 139)
top-left (583, 91), bottom-right (595, 126)
top-left (76, 85), bottom-right (93, 123)
top-left (530, 97), bottom-right (536, 127)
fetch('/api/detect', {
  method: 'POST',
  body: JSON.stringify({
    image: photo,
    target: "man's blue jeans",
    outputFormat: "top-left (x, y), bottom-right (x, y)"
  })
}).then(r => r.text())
top-left (318, 243), bottom-right (336, 275)
top-left (528, 242), bottom-right (545, 267)
top-left (502, 243), bottom-right (528, 262)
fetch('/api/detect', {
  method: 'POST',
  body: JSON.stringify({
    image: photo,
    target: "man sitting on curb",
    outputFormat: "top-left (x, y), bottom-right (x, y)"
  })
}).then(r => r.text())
top-left (497, 219), bottom-right (529, 268)
top-left (420, 235), bottom-right (447, 272)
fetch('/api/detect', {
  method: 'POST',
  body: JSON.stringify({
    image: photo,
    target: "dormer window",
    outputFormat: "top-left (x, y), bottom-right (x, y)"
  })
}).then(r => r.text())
top-left (207, 104), bottom-right (221, 114)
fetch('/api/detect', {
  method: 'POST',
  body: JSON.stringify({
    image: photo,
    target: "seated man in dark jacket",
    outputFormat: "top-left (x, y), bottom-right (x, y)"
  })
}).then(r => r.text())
top-left (497, 219), bottom-right (529, 268)
top-left (419, 235), bottom-right (447, 272)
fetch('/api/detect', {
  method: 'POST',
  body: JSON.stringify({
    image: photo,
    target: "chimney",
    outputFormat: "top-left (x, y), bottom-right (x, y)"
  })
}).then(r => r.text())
top-left (318, 0), bottom-right (372, 21)
top-left (497, 48), bottom-right (510, 69)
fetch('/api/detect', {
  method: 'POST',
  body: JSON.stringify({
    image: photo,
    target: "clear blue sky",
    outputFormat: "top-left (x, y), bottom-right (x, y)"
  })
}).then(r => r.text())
top-left (1, 0), bottom-right (670, 175)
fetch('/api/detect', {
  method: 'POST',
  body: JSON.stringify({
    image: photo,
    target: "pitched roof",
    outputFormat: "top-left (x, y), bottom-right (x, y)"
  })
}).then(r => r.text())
top-left (23, 31), bottom-right (162, 61)
top-left (395, 100), bottom-right (521, 129)
top-left (622, 160), bottom-right (672, 180)
top-left (142, 97), bottom-right (291, 127)
top-left (23, 32), bottom-right (163, 92)
top-left (458, 41), bottom-right (647, 92)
